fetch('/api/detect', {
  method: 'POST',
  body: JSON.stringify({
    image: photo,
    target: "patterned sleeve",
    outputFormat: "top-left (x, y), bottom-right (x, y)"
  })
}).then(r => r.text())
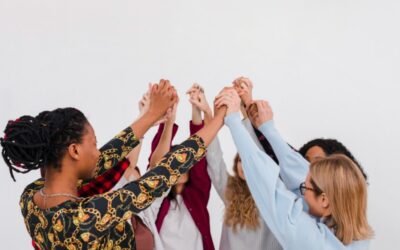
top-left (78, 134), bottom-right (206, 234)
top-left (78, 127), bottom-right (139, 189)
top-left (96, 127), bottom-right (140, 177)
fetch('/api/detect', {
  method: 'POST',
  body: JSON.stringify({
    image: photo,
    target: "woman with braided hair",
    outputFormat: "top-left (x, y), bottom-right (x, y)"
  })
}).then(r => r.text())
top-left (0, 80), bottom-right (228, 250)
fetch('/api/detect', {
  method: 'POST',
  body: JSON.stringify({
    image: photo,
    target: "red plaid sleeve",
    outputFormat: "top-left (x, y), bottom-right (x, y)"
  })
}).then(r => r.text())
top-left (78, 159), bottom-right (131, 197)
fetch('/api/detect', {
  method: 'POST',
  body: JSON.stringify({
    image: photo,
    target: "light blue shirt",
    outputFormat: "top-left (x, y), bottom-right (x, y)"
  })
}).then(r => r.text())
top-left (224, 112), bottom-right (370, 250)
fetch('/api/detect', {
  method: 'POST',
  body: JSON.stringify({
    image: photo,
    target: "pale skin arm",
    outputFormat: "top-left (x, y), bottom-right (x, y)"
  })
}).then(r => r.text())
top-left (149, 99), bottom-right (178, 169)
top-left (233, 76), bottom-right (253, 118)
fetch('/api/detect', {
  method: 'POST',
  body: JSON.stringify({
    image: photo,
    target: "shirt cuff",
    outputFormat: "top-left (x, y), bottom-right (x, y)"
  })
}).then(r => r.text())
top-left (258, 120), bottom-right (275, 137)
top-left (224, 112), bottom-right (242, 127)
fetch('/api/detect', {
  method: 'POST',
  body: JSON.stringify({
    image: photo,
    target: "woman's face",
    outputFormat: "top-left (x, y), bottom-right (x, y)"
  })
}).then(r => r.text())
top-left (76, 123), bottom-right (101, 180)
top-left (236, 158), bottom-right (246, 181)
top-left (303, 173), bottom-right (330, 218)
top-left (305, 146), bottom-right (326, 163)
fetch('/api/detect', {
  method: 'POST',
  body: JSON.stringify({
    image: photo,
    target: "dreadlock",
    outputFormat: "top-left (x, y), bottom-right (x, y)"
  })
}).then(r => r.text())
top-left (299, 138), bottom-right (368, 181)
top-left (0, 108), bottom-right (88, 181)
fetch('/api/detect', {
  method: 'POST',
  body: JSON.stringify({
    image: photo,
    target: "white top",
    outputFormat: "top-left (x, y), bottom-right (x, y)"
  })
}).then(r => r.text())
top-left (113, 176), bottom-right (166, 250)
top-left (159, 195), bottom-right (203, 250)
top-left (206, 118), bottom-right (282, 250)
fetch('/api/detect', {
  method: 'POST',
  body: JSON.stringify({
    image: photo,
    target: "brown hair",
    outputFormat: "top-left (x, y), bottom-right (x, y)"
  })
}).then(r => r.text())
top-left (310, 154), bottom-right (374, 245)
top-left (224, 154), bottom-right (260, 231)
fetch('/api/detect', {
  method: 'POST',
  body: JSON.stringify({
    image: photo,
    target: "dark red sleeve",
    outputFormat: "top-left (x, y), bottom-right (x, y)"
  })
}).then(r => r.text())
top-left (147, 123), bottom-right (179, 170)
top-left (185, 121), bottom-right (212, 204)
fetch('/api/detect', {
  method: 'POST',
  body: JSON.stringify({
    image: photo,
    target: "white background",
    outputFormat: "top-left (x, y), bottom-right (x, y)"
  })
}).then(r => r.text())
top-left (0, 1), bottom-right (399, 249)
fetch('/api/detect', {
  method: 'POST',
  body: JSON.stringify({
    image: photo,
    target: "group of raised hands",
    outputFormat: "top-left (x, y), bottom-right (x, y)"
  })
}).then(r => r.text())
top-left (134, 77), bottom-right (274, 131)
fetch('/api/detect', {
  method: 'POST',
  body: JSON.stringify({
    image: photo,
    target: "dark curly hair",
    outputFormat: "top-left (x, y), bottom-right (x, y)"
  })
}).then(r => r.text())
top-left (0, 108), bottom-right (88, 181)
top-left (299, 138), bottom-right (368, 181)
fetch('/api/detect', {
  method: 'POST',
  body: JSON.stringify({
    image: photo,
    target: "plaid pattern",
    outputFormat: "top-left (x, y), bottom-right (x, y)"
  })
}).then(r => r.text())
top-left (78, 159), bottom-right (130, 197)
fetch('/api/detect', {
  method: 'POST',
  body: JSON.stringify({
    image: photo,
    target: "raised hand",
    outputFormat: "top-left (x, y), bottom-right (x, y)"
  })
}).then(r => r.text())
top-left (188, 85), bottom-right (212, 114)
top-left (247, 100), bottom-right (274, 128)
top-left (138, 83), bottom-right (152, 117)
top-left (187, 83), bottom-right (213, 125)
top-left (232, 76), bottom-right (253, 108)
top-left (165, 94), bottom-right (179, 126)
top-left (214, 87), bottom-right (241, 116)
top-left (148, 79), bottom-right (178, 121)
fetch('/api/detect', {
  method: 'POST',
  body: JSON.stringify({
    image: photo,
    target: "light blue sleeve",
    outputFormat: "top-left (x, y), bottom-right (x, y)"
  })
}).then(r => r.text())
top-left (224, 113), bottom-right (368, 250)
top-left (257, 120), bottom-right (309, 191)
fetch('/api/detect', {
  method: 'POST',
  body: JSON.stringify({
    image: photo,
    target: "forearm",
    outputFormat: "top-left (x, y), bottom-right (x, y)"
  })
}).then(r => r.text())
top-left (204, 109), bottom-right (213, 125)
top-left (206, 137), bottom-right (229, 201)
top-left (240, 104), bottom-right (248, 118)
top-left (130, 111), bottom-right (158, 140)
top-left (92, 127), bottom-right (139, 180)
top-left (192, 106), bottom-right (203, 125)
top-left (126, 139), bottom-right (143, 168)
top-left (258, 120), bottom-right (309, 190)
top-left (195, 113), bottom-right (224, 146)
top-left (149, 122), bottom-right (174, 168)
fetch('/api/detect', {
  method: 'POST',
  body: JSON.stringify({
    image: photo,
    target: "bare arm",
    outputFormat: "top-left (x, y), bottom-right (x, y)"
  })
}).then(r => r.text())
top-left (149, 100), bottom-right (178, 168)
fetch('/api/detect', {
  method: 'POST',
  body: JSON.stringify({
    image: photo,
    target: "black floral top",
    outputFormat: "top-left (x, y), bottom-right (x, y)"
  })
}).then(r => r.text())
top-left (20, 127), bottom-right (206, 250)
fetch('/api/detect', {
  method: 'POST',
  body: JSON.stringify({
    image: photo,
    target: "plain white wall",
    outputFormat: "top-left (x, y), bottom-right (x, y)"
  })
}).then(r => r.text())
top-left (1, 0), bottom-right (399, 249)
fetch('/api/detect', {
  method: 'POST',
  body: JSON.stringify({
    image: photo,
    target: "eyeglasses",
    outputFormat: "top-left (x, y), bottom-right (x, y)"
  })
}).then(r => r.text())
top-left (299, 181), bottom-right (323, 196)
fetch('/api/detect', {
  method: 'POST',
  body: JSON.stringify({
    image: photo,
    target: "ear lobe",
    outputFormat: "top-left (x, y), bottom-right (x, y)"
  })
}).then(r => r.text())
top-left (320, 193), bottom-right (331, 214)
top-left (68, 144), bottom-right (80, 160)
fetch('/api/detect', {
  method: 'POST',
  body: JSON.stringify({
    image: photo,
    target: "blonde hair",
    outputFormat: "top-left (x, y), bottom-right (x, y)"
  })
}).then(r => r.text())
top-left (224, 154), bottom-right (260, 231)
top-left (310, 154), bottom-right (374, 245)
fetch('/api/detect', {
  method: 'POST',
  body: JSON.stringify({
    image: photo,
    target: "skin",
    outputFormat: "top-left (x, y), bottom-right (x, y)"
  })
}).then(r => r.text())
top-left (303, 174), bottom-right (331, 218)
top-left (236, 158), bottom-right (246, 181)
top-left (305, 146), bottom-right (327, 163)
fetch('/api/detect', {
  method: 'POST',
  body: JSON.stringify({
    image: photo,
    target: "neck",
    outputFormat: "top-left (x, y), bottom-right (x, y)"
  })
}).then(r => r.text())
top-left (43, 167), bottom-right (79, 196)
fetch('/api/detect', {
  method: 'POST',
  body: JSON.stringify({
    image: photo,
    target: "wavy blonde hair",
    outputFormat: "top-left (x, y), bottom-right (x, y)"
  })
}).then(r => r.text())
top-left (310, 154), bottom-right (374, 245)
top-left (224, 154), bottom-right (260, 231)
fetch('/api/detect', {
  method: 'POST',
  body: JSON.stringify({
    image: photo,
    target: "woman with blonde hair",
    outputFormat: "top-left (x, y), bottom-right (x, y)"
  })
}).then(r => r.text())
top-left (218, 88), bottom-right (373, 249)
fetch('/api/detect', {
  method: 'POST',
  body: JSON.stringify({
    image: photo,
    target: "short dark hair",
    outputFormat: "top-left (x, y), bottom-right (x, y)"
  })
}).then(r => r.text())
top-left (299, 138), bottom-right (368, 181)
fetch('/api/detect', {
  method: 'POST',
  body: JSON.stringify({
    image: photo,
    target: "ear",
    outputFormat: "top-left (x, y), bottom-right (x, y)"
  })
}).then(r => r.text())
top-left (67, 143), bottom-right (81, 161)
top-left (319, 193), bottom-right (332, 216)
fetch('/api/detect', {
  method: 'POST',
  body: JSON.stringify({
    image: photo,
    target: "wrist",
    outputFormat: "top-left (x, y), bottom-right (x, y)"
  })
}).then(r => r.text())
top-left (243, 99), bottom-right (252, 108)
top-left (141, 110), bottom-right (159, 124)
top-left (165, 119), bottom-right (175, 127)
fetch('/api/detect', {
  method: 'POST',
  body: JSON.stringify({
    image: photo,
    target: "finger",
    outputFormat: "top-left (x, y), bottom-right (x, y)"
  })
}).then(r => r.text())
top-left (215, 96), bottom-right (232, 107)
top-left (189, 98), bottom-right (202, 108)
top-left (152, 84), bottom-right (159, 92)
top-left (159, 79), bottom-right (167, 90)
top-left (215, 94), bottom-right (230, 102)
top-left (261, 101), bottom-right (268, 110)
top-left (216, 99), bottom-right (231, 108)
top-left (255, 101), bottom-right (264, 111)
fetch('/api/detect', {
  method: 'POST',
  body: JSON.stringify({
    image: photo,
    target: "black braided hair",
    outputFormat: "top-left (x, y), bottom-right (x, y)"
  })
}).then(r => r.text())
top-left (299, 138), bottom-right (368, 181)
top-left (0, 108), bottom-right (88, 181)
